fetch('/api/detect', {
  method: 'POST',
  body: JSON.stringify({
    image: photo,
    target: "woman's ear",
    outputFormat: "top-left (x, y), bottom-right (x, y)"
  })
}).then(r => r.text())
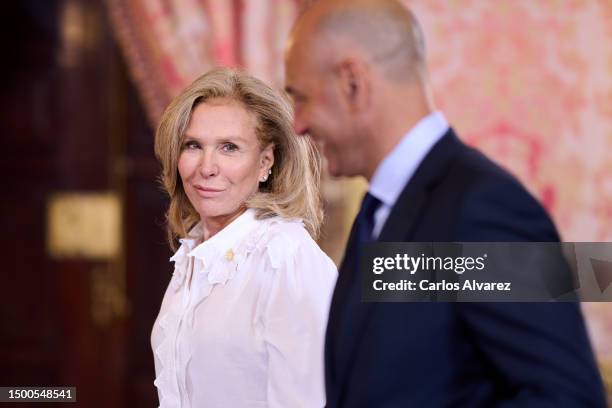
top-left (259, 143), bottom-right (275, 177)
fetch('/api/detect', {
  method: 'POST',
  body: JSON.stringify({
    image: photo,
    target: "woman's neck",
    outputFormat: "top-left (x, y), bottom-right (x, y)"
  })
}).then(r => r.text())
top-left (200, 207), bottom-right (247, 241)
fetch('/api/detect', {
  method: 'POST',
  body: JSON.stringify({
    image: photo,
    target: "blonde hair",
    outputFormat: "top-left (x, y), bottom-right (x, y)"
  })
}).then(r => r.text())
top-left (154, 67), bottom-right (323, 249)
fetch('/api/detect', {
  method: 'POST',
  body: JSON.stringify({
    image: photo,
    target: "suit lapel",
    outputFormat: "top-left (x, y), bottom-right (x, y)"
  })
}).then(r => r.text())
top-left (378, 190), bottom-right (428, 241)
top-left (380, 128), bottom-right (460, 241)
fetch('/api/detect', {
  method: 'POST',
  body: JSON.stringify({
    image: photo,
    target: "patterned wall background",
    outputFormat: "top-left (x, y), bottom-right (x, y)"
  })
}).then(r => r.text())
top-left (412, 0), bottom-right (612, 243)
top-left (105, 0), bottom-right (612, 377)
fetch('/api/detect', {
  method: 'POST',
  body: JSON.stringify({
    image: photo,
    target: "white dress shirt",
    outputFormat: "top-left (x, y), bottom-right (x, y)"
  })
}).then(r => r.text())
top-left (369, 111), bottom-right (449, 238)
top-left (151, 208), bottom-right (338, 408)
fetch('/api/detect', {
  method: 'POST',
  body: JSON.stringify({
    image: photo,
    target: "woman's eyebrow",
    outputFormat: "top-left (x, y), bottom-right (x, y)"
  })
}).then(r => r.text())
top-left (182, 134), bottom-right (250, 143)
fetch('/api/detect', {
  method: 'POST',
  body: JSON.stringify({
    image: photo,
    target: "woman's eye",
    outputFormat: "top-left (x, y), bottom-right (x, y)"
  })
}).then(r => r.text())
top-left (221, 142), bottom-right (238, 152)
top-left (183, 140), bottom-right (200, 150)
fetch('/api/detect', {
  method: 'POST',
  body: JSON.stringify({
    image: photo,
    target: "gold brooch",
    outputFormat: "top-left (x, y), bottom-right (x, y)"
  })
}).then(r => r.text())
top-left (224, 249), bottom-right (234, 261)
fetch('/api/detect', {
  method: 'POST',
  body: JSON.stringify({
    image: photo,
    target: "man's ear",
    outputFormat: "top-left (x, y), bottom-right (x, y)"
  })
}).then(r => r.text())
top-left (336, 58), bottom-right (370, 113)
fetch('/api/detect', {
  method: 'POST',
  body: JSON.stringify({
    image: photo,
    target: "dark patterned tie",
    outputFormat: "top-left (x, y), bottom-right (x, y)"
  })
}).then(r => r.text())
top-left (356, 192), bottom-right (382, 244)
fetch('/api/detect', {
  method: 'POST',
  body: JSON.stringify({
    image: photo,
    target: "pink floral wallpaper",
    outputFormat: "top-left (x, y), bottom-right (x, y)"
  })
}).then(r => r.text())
top-left (105, 0), bottom-right (612, 372)
top-left (408, 0), bottom-right (612, 243)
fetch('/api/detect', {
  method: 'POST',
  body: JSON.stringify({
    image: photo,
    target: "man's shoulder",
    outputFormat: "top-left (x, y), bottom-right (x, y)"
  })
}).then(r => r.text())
top-left (404, 129), bottom-right (518, 194)
top-left (401, 131), bottom-right (523, 210)
top-left (393, 131), bottom-right (559, 241)
top-left (447, 137), bottom-right (517, 186)
top-left (443, 141), bottom-right (558, 241)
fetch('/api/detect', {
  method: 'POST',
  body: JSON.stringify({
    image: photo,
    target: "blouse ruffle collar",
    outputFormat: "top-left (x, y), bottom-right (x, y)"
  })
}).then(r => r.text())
top-left (168, 208), bottom-right (261, 291)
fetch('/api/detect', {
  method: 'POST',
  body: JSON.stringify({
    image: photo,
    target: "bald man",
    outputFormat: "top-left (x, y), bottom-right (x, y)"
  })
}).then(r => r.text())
top-left (285, 1), bottom-right (606, 407)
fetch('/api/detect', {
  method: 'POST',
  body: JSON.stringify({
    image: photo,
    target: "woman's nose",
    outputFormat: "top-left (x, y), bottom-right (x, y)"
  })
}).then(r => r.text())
top-left (197, 149), bottom-right (219, 177)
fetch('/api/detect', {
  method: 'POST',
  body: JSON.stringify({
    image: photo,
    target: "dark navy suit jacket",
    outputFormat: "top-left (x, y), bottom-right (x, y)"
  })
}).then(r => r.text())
top-left (324, 129), bottom-right (607, 407)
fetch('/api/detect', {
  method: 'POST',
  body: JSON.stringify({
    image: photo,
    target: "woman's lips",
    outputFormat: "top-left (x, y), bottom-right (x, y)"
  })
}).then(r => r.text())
top-left (194, 185), bottom-right (224, 197)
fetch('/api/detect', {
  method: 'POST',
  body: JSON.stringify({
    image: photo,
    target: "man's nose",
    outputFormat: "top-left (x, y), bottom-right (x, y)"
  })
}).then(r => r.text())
top-left (293, 112), bottom-right (309, 136)
top-left (198, 149), bottom-right (219, 177)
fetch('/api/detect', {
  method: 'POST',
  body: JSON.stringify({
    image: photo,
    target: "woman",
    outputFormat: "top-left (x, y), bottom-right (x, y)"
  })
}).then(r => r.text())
top-left (151, 67), bottom-right (337, 408)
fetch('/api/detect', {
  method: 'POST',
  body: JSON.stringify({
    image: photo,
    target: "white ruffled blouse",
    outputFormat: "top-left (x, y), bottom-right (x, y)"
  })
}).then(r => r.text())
top-left (151, 209), bottom-right (338, 408)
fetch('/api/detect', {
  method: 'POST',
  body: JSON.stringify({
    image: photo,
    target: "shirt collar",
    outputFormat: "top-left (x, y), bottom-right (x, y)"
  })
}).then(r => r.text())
top-left (369, 111), bottom-right (449, 207)
top-left (177, 208), bottom-right (260, 261)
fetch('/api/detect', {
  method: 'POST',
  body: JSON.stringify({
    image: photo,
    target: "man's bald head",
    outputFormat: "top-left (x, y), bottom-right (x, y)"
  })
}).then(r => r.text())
top-left (284, 0), bottom-right (434, 179)
top-left (291, 0), bottom-right (427, 82)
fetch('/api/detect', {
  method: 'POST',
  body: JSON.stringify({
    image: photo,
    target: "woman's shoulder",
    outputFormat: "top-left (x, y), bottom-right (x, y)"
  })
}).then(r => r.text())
top-left (257, 215), bottom-right (314, 251)
top-left (253, 215), bottom-right (335, 272)
top-left (252, 216), bottom-right (337, 303)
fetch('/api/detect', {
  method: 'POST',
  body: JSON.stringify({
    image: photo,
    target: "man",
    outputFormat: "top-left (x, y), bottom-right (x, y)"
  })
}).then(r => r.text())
top-left (284, 0), bottom-right (607, 407)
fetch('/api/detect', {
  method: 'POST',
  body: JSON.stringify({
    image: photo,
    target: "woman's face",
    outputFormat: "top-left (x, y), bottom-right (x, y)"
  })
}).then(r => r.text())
top-left (178, 99), bottom-right (273, 227)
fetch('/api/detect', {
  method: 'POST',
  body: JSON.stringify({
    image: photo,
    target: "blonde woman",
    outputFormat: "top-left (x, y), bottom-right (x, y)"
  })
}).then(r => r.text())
top-left (151, 68), bottom-right (337, 408)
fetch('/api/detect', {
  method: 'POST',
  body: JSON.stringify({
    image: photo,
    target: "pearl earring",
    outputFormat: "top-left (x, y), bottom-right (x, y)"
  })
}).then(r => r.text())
top-left (260, 169), bottom-right (271, 182)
